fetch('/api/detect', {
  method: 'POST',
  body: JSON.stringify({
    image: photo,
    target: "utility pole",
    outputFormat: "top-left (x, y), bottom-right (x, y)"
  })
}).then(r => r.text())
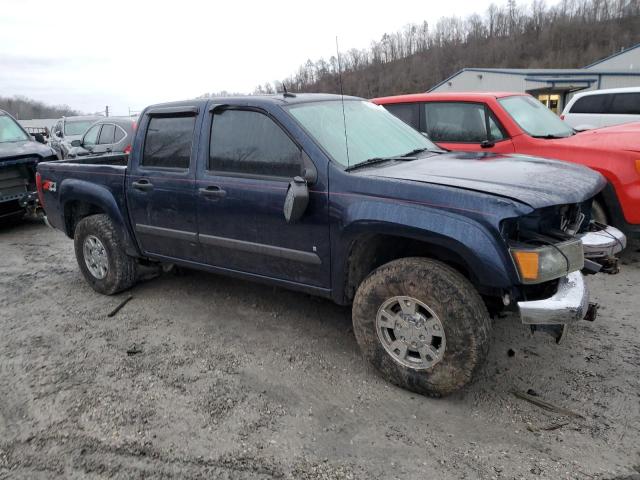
top-left (105, 106), bottom-right (109, 117)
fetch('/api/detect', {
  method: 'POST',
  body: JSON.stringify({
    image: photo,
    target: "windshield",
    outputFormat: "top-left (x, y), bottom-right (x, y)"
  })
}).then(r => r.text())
top-left (0, 115), bottom-right (29, 143)
top-left (499, 95), bottom-right (574, 138)
top-left (286, 100), bottom-right (439, 168)
top-left (65, 120), bottom-right (96, 136)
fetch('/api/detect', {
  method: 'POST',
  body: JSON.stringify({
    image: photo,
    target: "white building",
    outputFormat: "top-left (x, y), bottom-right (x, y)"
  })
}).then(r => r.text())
top-left (429, 43), bottom-right (640, 113)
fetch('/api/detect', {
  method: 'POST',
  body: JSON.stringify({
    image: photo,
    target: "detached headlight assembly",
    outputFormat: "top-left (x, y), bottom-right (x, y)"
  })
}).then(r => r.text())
top-left (510, 239), bottom-right (584, 284)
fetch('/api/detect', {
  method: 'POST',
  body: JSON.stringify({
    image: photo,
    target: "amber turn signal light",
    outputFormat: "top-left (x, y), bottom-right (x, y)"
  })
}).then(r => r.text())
top-left (512, 250), bottom-right (540, 281)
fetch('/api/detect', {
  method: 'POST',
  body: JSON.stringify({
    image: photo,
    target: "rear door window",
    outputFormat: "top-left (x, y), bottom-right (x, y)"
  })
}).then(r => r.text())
top-left (209, 109), bottom-right (302, 178)
top-left (569, 94), bottom-right (611, 114)
top-left (383, 103), bottom-right (420, 129)
top-left (424, 102), bottom-right (506, 142)
top-left (142, 115), bottom-right (196, 169)
top-left (609, 93), bottom-right (640, 115)
top-left (98, 124), bottom-right (115, 144)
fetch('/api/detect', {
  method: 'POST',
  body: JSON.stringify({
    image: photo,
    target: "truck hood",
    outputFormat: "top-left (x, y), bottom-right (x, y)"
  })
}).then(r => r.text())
top-left (357, 152), bottom-right (605, 209)
top-left (0, 139), bottom-right (56, 161)
top-left (553, 122), bottom-right (640, 152)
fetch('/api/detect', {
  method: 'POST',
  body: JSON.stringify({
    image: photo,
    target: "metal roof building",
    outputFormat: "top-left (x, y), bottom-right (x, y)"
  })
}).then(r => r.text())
top-left (429, 43), bottom-right (640, 113)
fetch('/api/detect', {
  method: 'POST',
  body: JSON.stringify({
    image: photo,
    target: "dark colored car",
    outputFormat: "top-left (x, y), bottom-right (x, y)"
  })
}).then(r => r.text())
top-left (50, 116), bottom-right (103, 159)
top-left (0, 109), bottom-right (57, 221)
top-left (38, 94), bottom-right (620, 396)
top-left (67, 117), bottom-right (136, 159)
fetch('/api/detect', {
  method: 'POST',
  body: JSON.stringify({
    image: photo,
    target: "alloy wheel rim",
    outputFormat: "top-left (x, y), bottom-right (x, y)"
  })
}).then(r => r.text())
top-left (83, 235), bottom-right (108, 280)
top-left (375, 296), bottom-right (446, 370)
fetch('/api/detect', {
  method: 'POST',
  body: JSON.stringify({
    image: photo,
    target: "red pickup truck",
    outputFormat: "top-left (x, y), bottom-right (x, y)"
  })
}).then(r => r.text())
top-left (373, 92), bottom-right (640, 238)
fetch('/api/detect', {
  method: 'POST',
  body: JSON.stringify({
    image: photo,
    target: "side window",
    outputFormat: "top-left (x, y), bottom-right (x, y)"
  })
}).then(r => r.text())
top-left (425, 102), bottom-right (500, 143)
top-left (98, 124), bottom-right (115, 144)
top-left (383, 103), bottom-right (420, 129)
top-left (114, 126), bottom-right (126, 143)
top-left (142, 115), bottom-right (196, 169)
top-left (209, 109), bottom-right (302, 178)
top-left (83, 125), bottom-right (101, 146)
top-left (488, 113), bottom-right (506, 141)
top-left (569, 94), bottom-right (610, 114)
top-left (609, 93), bottom-right (640, 115)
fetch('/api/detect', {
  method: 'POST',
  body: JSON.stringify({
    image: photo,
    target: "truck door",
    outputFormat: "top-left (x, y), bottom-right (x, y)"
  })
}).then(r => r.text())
top-left (423, 102), bottom-right (515, 153)
top-left (126, 107), bottom-right (200, 261)
top-left (195, 106), bottom-right (330, 288)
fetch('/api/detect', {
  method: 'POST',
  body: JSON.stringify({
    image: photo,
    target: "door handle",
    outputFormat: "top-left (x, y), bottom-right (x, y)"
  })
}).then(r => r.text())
top-left (199, 186), bottom-right (226, 198)
top-left (132, 179), bottom-right (154, 191)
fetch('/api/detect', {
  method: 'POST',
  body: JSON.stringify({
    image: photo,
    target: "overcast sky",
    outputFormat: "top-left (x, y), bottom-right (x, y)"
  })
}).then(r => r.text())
top-left (2, 0), bottom-right (549, 116)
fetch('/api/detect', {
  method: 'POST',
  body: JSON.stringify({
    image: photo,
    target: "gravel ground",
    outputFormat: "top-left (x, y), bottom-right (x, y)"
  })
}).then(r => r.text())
top-left (1, 217), bottom-right (639, 479)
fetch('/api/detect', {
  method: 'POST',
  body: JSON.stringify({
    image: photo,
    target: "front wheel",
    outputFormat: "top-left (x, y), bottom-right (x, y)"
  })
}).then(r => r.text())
top-left (74, 214), bottom-right (137, 295)
top-left (352, 257), bottom-right (491, 397)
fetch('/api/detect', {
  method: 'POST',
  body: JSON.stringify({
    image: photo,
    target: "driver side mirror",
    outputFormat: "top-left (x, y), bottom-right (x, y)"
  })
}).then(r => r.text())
top-left (55, 130), bottom-right (63, 138)
top-left (70, 139), bottom-right (82, 147)
top-left (283, 176), bottom-right (309, 223)
top-left (34, 133), bottom-right (46, 144)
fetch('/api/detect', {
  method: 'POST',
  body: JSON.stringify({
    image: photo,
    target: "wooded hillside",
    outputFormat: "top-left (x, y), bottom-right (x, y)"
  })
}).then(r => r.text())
top-left (0, 95), bottom-right (79, 120)
top-left (255, 0), bottom-right (640, 97)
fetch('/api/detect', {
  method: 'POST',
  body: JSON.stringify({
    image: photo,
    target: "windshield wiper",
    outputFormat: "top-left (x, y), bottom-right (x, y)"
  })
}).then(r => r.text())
top-left (344, 155), bottom-right (416, 172)
top-left (532, 133), bottom-right (572, 139)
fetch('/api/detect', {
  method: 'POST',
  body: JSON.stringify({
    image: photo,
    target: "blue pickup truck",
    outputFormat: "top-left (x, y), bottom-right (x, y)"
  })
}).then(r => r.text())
top-left (37, 94), bottom-right (626, 396)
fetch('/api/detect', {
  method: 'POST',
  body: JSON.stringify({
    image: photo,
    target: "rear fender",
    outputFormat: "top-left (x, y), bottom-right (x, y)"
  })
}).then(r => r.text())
top-left (59, 178), bottom-right (139, 256)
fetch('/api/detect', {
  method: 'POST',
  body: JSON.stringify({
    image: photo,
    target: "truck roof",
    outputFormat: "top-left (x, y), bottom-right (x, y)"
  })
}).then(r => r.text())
top-left (145, 93), bottom-right (362, 112)
top-left (372, 92), bottom-right (526, 104)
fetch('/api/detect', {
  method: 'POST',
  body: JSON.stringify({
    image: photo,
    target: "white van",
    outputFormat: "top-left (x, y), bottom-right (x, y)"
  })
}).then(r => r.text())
top-left (561, 87), bottom-right (640, 130)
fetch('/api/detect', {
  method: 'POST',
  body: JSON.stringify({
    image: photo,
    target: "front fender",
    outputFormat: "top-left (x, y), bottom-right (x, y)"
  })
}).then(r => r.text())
top-left (332, 199), bottom-right (518, 301)
top-left (59, 178), bottom-right (138, 256)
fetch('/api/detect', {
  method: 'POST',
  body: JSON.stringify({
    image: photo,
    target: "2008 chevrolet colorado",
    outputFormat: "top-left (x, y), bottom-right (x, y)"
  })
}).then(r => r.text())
top-left (37, 94), bottom-right (626, 396)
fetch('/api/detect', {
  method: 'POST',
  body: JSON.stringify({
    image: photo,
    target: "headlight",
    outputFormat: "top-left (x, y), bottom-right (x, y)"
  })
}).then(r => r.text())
top-left (510, 238), bottom-right (584, 284)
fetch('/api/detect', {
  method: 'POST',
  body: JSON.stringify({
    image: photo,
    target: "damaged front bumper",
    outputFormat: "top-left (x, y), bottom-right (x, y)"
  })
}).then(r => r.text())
top-left (517, 271), bottom-right (597, 342)
top-left (579, 224), bottom-right (627, 274)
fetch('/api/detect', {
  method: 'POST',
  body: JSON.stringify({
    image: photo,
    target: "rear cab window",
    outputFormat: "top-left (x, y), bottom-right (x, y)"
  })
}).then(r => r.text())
top-left (141, 115), bottom-right (196, 169)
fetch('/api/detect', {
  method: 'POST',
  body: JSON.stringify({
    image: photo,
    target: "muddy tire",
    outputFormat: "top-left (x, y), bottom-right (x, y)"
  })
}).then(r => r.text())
top-left (592, 200), bottom-right (608, 225)
top-left (74, 214), bottom-right (137, 295)
top-left (352, 257), bottom-right (491, 397)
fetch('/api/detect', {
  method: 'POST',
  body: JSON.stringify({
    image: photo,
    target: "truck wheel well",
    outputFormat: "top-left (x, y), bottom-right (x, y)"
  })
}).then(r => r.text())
top-left (64, 201), bottom-right (106, 237)
top-left (344, 234), bottom-right (474, 303)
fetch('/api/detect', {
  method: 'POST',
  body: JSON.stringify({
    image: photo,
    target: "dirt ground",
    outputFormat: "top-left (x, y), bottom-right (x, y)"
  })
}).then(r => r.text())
top-left (1, 218), bottom-right (639, 480)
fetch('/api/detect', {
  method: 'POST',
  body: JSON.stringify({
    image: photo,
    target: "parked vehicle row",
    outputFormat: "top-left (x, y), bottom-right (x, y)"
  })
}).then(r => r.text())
top-left (67, 117), bottom-right (136, 159)
top-left (37, 94), bottom-right (626, 396)
top-left (49, 115), bottom-right (103, 159)
top-left (373, 92), bottom-right (640, 238)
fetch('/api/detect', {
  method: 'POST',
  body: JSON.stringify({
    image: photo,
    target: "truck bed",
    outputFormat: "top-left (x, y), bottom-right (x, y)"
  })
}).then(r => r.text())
top-left (37, 153), bottom-right (130, 237)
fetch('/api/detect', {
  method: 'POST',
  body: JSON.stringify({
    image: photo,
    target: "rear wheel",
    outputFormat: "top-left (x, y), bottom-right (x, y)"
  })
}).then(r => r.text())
top-left (352, 257), bottom-right (491, 397)
top-left (74, 214), bottom-right (137, 295)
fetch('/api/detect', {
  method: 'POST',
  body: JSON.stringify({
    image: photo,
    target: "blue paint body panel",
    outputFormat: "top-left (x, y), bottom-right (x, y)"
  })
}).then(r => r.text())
top-left (37, 94), bottom-right (604, 305)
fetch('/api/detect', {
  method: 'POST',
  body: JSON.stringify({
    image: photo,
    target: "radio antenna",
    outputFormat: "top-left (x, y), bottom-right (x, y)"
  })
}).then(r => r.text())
top-left (336, 36), bottom-right (350, 167)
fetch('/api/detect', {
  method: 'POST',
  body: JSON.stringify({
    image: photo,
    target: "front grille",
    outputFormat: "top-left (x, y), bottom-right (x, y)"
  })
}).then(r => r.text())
top-left (0, 166), bottom-right (30, 202)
